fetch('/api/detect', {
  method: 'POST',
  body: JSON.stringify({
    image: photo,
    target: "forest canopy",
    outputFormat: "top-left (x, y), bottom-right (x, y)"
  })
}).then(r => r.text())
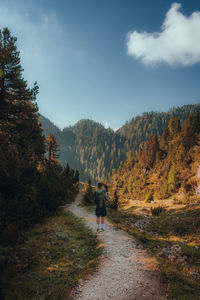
top-left (40, 104), bottom-right (200, 183)
top-left (0, 28), bottom-right (79, 246)
top-left (108, 111), bottom-right (200, 202)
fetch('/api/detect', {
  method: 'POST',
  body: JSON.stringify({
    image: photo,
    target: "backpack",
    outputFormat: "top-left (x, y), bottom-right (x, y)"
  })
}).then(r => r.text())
top-left (95, 190), bottom-right (107, 208)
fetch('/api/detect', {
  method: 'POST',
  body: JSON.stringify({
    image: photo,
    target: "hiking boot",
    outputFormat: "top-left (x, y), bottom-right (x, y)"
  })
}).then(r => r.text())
top-left (97, 228), bottom-right (100, 232)
top-left (101, 228), bottom-right (105, 231)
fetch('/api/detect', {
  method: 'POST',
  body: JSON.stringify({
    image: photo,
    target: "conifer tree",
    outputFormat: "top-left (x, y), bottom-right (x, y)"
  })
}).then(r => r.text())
top-left (0, 28), bottom-right (79, 249)
top-left (160, 128), bottom-right (170, 152)
top-left (124, 151), bottom-right (135, 171)
top-left (148, 134), bottom-right (158, 166)
top-left (0, 28), bottom-right (45, 231)
top-left (141, 134), bottom-right (159, 169)
top-left (0, 27), bottom-right (45, 163)
top-left (181, 111), bottom-right (200, 151)
top-left (168, 116), bottom-right (181, 137)
top-left (46, 133), bottom-right (59, 162)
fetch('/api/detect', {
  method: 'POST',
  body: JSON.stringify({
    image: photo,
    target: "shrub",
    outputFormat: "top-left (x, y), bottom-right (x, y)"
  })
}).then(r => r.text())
top-left (1, 225), bottom-right (20, 246)
top-left (83, 180), bottom-right (94, 206)
top-left (145, 192), bottom-right (154, 203)
top-left (0, 245), bottom-right (13, 299)
top-left (151, 206), bottom-right (166, 216)
top-left (107, 190), bottom-right (119, 209)
top-left (18, 184), bottom-right (40, 228)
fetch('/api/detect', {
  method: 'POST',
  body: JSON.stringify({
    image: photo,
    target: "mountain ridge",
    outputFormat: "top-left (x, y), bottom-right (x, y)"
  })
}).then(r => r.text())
top-left (40, 103), bottom-right (200, 182)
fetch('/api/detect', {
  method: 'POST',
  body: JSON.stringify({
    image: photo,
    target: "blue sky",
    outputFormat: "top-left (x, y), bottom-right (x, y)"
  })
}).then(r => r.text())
top-left (1, 0), bottom-right (200, 130)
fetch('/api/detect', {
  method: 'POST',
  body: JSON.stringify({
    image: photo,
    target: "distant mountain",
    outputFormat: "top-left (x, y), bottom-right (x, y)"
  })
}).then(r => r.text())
top-left (40, 115), bottom-right (61, 138)
top-left (40, 117), bottom-right (127, 182)
top-left (40, 104), bottom-right (200, 182)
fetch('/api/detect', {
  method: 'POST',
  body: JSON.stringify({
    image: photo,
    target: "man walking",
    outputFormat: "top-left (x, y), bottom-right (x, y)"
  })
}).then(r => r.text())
top-left (94, 182), bottom-right (108, 232)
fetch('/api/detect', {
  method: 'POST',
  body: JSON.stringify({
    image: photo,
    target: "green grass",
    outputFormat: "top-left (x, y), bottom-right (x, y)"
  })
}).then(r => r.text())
top-left (107, 206), bottom-right (200, 300)
top-left (2, 208), bottom-right (103, 300)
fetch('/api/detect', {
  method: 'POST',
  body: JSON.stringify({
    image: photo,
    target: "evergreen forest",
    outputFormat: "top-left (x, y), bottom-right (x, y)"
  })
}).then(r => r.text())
top-left (40, 104), bottom-right (200, 183)
top-left (108, 111), bottom-right (200, 202)
top-left (0, 28), bottom-right (79, 295)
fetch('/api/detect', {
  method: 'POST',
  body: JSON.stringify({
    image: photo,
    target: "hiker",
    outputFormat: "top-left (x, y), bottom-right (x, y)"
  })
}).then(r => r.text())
top-left (94, 182), bottom-right (108, 232)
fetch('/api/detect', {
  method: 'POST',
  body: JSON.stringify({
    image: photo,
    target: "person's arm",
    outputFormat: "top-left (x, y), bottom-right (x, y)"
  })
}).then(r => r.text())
top-left (103, 183), bottom-right (108, 193)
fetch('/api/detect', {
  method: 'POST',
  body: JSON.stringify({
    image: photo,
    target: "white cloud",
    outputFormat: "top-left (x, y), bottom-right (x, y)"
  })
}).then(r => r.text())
top-left (127, 3), bottom-right (200, 66)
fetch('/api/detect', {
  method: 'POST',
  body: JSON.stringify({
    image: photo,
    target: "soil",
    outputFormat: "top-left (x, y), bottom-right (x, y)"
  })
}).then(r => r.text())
top-left (66, 193), bottom-right (167, 300)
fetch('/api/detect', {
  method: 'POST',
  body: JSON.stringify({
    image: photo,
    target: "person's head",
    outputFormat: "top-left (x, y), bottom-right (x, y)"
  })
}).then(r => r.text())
top-left (97, 182), bottom-right (102, 189)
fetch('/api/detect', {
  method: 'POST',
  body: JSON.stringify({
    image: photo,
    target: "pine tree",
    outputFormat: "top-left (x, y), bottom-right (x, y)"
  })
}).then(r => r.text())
top-left (140, 134), bottom-right (159, 169)
top-left (0, 28), bottom-right (45, 231)
top-left (0, 28), bottom-right (45, 163)
top-left (168, 116), bottom-right (181, 138)
top-left (124, 151), bottom-right (135, 171)
top-left (181, 111), bottom-right (200, 152)
top-left (0, 28), bottom-right (79, 247)
top-left (160, 128), bottom-right (170, 152)
top-left (46, 133), bottom-right (59, 162)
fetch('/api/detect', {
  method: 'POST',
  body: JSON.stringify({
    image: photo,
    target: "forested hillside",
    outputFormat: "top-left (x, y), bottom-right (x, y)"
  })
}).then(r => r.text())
top-left (61, 120), bottom-right (126, 180)
top-left (118, 105), bottom-right (200, 152)
top-left (109, 111), bottom-right (200, 202)
top-left (40, 104), bottom-right (200, 183)
top-left (40, 118), bottom-right (127, 182)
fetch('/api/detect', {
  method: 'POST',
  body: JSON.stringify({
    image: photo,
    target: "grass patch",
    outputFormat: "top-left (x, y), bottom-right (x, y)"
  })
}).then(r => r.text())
top-left (2, 208), bottom-right (103, 300)
top-left (107, 205), bottom-right (200, 300)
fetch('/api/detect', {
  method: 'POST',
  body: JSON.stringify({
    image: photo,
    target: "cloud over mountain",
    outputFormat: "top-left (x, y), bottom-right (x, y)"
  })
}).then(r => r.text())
top-left (127, 3), bottom-right (200, 66)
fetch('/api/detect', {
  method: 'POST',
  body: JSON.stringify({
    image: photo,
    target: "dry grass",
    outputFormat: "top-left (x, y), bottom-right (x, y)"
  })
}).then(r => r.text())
top-left (2, 208), bottom-right (103, 300)
top-left (107, 201), bottom-right (200, 300)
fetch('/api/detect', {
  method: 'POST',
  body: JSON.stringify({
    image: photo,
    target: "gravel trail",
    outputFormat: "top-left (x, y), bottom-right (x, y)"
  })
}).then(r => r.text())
top-left (66, 193), bottom-right (167, 300)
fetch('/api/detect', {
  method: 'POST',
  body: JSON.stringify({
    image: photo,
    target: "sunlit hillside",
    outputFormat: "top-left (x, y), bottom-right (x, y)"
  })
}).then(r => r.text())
top-left (40, 104), bottom-right (200, 183)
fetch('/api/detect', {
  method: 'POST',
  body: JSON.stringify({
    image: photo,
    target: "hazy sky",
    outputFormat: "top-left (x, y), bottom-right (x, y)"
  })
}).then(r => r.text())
top-left (1, 0), bottom-right (200, 129)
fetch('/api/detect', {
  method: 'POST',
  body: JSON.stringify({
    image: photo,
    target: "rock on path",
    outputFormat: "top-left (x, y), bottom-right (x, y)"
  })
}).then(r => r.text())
top-left (66, 193), bottom-right (167, 300)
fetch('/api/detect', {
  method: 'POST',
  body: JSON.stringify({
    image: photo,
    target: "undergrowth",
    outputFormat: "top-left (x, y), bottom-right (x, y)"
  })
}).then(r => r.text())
top-left (2, 208), bottom-right (103, 300)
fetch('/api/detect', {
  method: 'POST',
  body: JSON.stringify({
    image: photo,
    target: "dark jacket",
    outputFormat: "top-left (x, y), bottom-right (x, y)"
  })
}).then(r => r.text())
top-left (94, 184), bottom-right (108, 209)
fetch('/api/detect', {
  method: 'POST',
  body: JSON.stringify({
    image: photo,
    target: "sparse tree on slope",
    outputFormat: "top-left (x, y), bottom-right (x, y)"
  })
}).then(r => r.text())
top-left (46, 133), bottom-right (59, 162)
top-left (181, 111), bottom-right (200, 152)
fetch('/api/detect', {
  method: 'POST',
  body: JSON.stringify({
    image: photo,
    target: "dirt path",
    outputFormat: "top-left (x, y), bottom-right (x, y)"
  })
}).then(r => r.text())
top-left (66, 193), bottom-right (167, 300)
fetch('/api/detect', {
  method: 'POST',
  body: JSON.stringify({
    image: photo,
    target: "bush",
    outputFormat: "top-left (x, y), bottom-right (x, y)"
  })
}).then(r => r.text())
top-left (151, 206), bottom-right (166, 216)
top-left (145, 192), bottom-right (154, 203)
top-left (0, 185), bottom-right (40, 231)
top-left (0, 245), bottom-right (13, 299)
top-left (107, 190), bottom-right (119, 209)
top-left (83, 180), bottom-right (94, 206)
top-left (1, 224), bottom-right (20, 246)
top-left (18, 184), bottom-right (40, 228)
